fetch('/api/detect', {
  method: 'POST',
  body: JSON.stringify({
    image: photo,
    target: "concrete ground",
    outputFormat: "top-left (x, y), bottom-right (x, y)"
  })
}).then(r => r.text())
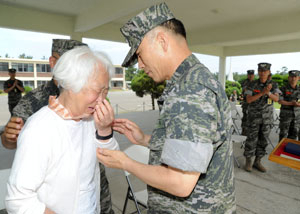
top-left (1, 91), bottom-right (300, 214)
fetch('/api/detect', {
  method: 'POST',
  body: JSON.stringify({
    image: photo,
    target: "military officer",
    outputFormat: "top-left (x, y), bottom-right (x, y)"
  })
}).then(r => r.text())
top-left (278, 70), bottom-right (300, 141)
top-left (244, 63), bottom-right (280, 172)
top-left (1, 39), bottom-right (115, 214)
top-left (4, 68), bottom-right (25, 115)
top-left (97, 3), bottom-right (236, 214)
top-left (241, 69), bottom-right (255, 135)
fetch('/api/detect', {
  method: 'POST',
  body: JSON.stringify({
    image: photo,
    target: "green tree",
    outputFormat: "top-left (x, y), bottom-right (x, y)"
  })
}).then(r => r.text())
top-left (19, 53), bottom-right (33, 59)
top-left (125, 66), bottom-right (137, 81)
top-left (276, 66), bottom-right (288, 75)
top-left (5, 53), bottom-right (10, 58)
top-left (225, 80), bottom-right (242, 99)
top-left (131, 69), bottom-right (165, 110)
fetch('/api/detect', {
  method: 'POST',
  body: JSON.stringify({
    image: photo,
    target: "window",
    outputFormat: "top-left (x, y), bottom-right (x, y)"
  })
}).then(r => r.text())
top-left (11, 63), bottom-right (34, 72)
top-left (37, 80), bottom-right (49, 87)
top-left (0, 62), bottom-right (8, 71)
top-left (111, 81), bottom-right (123, 88)
top-left (23, 81), bottom-right (34, 89)
top-left (37, 64), bottom-right (51, 72)
top-left (115, 67), bottom-right (123, 75)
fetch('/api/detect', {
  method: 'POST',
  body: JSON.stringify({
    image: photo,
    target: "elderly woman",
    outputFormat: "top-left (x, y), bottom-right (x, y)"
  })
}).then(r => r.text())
top-left (6, 46), bottom-right (119, 214)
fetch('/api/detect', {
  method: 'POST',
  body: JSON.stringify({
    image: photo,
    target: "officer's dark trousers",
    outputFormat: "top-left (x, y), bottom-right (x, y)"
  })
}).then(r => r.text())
top-left (279, 110), bottom-right (300, 141)
top-left (241, 106), bottom-right (248, 134)
top-left (244, 118), bottom-right (271, 158)
top-left (279, 119), bottom-right (299, 141)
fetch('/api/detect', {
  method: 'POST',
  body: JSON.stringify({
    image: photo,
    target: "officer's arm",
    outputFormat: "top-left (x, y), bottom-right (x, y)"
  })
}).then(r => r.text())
top-left (3, 83), bottom-right (15, 93)
top-left (15, 81), bottom-right (25, 92)
top-left (268, 93), bottom-right (279, 102)
top-left (246, 92), bottom-right (264, 103)
top-left (97, 148), bottom-right (200, 197)
top-left (279, 99), bottom-right (299, 106)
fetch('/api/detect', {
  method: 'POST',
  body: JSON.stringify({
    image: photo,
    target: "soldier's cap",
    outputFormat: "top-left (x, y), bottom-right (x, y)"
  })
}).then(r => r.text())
top-left (258, 62), bottom-right (271, 71)
top-left (288, 70), bottom-right (299, 77)
top-left (120, 2), bottom-right (175, 67)
top-left (8, 68), bottom-right (16, 73)
top-left (247, 70), bottom-right (254, 75)
top-left (52, 39), bottom-right (87, 56)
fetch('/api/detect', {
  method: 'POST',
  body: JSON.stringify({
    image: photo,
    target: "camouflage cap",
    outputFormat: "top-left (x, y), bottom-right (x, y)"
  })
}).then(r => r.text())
top-left (247, 69), bottom-right (254, 75)
top-left (52, 39), bottom-right (87, 56)
top-left (8, 68), bottom-right (16, 73)
top-left (258, 62), bottom-right (271, 71)
top-left (120, 2), bottom-right (175, 67)
top-left (288, 70), bottom-right (299, 77)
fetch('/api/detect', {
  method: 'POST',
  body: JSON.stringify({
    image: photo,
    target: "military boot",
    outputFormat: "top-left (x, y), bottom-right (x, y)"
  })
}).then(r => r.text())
top-left (253, 157), bottom-right (266, 172)
top-left (244, 157), bottom-right (252, 172)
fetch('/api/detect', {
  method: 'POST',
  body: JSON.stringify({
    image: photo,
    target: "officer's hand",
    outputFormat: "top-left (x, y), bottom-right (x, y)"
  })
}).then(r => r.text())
top-left (266, 84), bottom-right (272, 91)
top-left (13, 80), bottom-right (17, 87)
top-left (292, 101), bottom-right (300, 107)
top-left (2, 117), bottom-right (24, 147)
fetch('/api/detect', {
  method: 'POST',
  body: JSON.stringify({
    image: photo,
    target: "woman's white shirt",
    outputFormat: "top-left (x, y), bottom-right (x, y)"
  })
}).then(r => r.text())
top-left (5, 106), bottom-right (118, 214)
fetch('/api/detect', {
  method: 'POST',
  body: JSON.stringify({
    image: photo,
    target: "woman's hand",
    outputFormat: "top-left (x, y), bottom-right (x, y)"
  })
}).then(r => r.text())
top-left (44, 207), bottom-right (55, 214)
top-left (113, 118), bottom-right (150, 147)
top-left (93, 99), bottom-right (114, 136)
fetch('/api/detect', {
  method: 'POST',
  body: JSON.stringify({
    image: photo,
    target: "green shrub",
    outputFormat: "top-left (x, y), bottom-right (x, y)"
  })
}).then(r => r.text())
top-left (24, 86), bottom-right (32, 94)
top-left (0, 89), bottom-right (3, 94)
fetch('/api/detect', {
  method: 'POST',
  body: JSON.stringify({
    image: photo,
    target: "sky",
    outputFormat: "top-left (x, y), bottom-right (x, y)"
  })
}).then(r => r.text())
top-left (1, 27), bottom-right (300, 75)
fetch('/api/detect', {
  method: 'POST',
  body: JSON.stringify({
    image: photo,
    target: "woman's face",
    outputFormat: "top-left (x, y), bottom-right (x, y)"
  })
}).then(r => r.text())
top-left (69, 68), bottom-right (109, 120)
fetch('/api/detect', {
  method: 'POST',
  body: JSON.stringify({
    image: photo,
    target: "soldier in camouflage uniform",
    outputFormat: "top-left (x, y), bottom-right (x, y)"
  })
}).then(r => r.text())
top-left (1, 39), bottom-right (115, 214)
top-left (4, 68), bottom-right (25, 115)
top-left (97, 3), bottom-right (236, 214)
top-left (244, 63), bottom-right (280, 172)
top-left (240, 69), bottom-right (255, 136)
top-left (278, 70), bottom-right (300, 141)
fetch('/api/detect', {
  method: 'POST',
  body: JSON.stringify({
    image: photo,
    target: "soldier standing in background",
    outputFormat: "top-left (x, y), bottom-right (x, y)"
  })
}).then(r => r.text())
top-left (4, 68), bottom-right (25, 115)
top-left (1, 39), bottom-right (115, 214)
top-left (97, 3), bottom-right (236, 213)
top-left (241, 69), bottom-right (255, 136)
top-left (278, 70), bottom-right (300, 141)
top-left (244, 63), bottom-right (280, 172)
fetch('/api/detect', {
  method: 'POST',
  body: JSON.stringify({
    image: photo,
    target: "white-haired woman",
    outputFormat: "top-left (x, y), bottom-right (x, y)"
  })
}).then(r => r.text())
top-left (6, 46), bottom-right (119, 214)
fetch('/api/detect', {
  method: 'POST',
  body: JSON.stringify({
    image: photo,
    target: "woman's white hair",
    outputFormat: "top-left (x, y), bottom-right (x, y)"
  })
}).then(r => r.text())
top-left (53, 46), bottom-right (115, 93)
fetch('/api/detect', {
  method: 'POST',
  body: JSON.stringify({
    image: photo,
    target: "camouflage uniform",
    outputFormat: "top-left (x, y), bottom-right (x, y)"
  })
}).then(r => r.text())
top-left (11, 39), bottom-right (114, 214)
top-left (244, 79), bottom-right (280, 157)
top-left (4, 78), bottom-right (24, 114)
top-left (278, 83), bottom-right (300, 141)
top-left (121, 3), bottom-right (236, 213)
top-left (241, 78), bottom-right (252, 135)
top-left (149, 55), bottom-right (236, 214)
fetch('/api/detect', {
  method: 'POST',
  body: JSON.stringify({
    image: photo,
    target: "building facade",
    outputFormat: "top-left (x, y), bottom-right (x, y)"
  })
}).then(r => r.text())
top-left (0, 58), bottom-right (126, 90)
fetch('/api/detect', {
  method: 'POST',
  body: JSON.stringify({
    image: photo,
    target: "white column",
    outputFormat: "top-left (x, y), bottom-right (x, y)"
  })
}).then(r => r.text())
top-left (70, 33), bottom-right (83, 42)
top-left (218, 56), bottom-right (226, 88)
top-left (33, 62), bottom-right (37, 88)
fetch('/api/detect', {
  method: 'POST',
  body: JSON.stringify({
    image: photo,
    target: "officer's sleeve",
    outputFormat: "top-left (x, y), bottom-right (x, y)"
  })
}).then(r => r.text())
top-left (3, 81), bottom-right (8, 90)
top-left (244, 88), bottom-right (253, 96)
top-left (19, 80), bottom-right (24, 88)
top-left (160, 86), bottom-right (218, 173)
